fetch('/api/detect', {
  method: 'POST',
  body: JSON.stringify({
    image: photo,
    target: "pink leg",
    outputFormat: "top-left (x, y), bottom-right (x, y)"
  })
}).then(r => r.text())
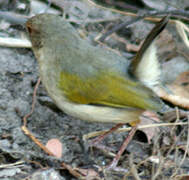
top-left (107, 126), bottom-right (137, 169)
top-left (91, 123), bottom-right (123, 145)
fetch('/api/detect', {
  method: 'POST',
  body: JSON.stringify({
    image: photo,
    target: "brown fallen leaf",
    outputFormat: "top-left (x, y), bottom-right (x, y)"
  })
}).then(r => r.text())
top-left (74, 167), bottom-right (100, 180)
top-left (156, 29), bottom-right (176, 61)
top-left (138, 111), bottom-right (160, 143)
top-left (168, 71), bottom-right (189, 99)
top-left (156, 72), bottom-right (189, 109)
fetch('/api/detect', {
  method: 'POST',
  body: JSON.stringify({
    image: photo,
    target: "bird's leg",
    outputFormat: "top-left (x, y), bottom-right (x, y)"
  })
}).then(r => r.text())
top-left (88, 123), bottom-right (124, 153)
top-left (91, 123), bottom-right (123, 146)
top-left (107, 126), bottom-right (137, 170)
top-left (89, 123), bottom-right (137, 170)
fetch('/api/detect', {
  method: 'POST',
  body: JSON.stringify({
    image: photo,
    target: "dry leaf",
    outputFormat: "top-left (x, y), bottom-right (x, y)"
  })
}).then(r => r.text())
top-left (75, 167), bottom-right (100, 180)
top-left (139, 111), bottom-right (160, 143)
top-left (157, 71), bottom-right (189, 109)
top-left (168, 71), bottom-right (189, 99)
top-left (156, 29), bottom-right (176, 61)
top-left (46, 138), bottom-right (62, 158)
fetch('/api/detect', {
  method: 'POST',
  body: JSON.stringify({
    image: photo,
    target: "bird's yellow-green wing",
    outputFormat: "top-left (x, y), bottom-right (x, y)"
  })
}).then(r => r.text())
top-left (58, 70), bottom-right (163, 111)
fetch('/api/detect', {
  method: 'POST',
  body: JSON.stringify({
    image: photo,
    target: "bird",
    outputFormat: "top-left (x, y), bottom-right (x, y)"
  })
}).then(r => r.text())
top-left (26, 14), bottom-right (169, 168)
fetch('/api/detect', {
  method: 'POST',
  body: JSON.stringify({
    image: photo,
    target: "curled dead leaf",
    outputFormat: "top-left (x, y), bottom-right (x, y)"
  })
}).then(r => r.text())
top-left (139, 111), bottom-right (160, 143)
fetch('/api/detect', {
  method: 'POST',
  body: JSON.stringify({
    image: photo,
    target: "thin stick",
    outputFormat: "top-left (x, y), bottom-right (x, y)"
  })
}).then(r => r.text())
top-left (91, 123), bottom-right (123, 145)
top-left (21, 126), bottom-right (55, 156)
top-left (21, 78), bottom-right (83, 179)
top-left (83, 122), bottom-right (188, 140)
top-left (107, 126), bottom-right (137, 169)
top-left (86, 0), bottom-right (189, 21)
top-left (21, 78), bottom-right (54, 155)
top-left (0, 37), bottom-right (32, 48)
top-left (23, 78), bottom-right (41, 127)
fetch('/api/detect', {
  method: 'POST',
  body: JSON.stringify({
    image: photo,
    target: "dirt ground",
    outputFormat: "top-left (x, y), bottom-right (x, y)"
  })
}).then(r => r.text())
top-left (0, 0), bottom-right (189, 180)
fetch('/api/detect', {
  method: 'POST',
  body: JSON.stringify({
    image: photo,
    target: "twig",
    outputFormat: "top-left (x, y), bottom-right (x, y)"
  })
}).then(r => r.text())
top-left (21, 77), bottom-right (56, 155)
top-left (124, 157), bottom-right (152, 178)
top-left (86, 0), bottom-right (189, 21)
top-left (21, 78), bottom-right (84, 179)
top-left (83, 122), bottom-right (188, 140)
top-left (0, 37), bottom-right (31, 48)
top-left (129, 153), bottom-right (141, 180)
top-left (170, 115), bottom-right (189, 178)
top-left (151, 156), bottom-right (164, 180)
top-left (23, 78), bottom-right (41, 127)
top-left (91, 123), bottom-right (123, 145)
top-left (170, 107), bottom-right (180, 134)
top-left (87, 0), bottom-right (189, 42)
top-left (21, 78), bottom-right (54, 155)
top-left (61, 162), bottom-right (83, 179)
top-left (21, 126), bottom-right (55, 156)
top-left (107, 126), bottom-right (137, 169)
top-left (179, 116), bottom-right (189, 166)
top-left (99, 16), bottom-right (142, 42)
top-left (0, 161), bottom-right (25, 169)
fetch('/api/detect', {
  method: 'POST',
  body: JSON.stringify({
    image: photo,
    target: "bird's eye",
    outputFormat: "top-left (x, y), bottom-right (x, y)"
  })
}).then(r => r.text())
top-left (26, 21), bottom-right (36, 34)
top-left (27, 26), bottom-right (32, 34)
top-left (26, 25), bottom-right (39, 35)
